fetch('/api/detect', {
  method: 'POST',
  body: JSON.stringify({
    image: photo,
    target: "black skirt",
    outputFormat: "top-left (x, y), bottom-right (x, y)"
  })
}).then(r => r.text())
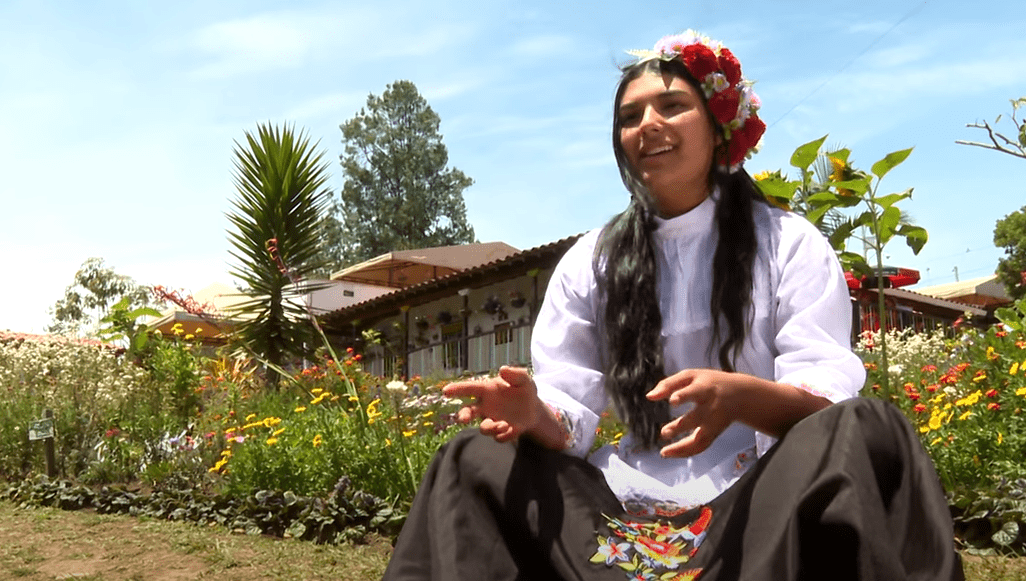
top-left (383, 398), bottom-right (965, 581)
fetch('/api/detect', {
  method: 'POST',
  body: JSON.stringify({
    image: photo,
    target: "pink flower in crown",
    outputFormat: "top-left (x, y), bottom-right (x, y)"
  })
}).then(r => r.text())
top-left (654, 31), bottom-right (701, 55)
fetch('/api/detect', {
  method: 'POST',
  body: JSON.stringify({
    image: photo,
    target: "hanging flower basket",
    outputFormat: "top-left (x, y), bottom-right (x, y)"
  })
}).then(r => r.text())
top-left (437, 310), bottom-right (453, 325)
top-left (509, 291), bottom-right (527, 309)
top-left (482, 296), bottom-right (502, 315)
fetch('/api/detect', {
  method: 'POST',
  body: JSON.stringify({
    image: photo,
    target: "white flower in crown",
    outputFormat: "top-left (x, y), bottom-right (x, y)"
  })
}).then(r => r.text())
top-left (708, 72), bottom-right (730, 93)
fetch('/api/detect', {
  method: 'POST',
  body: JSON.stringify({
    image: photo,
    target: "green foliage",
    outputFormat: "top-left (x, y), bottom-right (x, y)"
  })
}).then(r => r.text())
top-left (0, 475), bottom-right (401, 544)
top-left (994, 207), bottom-right (1026, 300)
top-left (47, 258), bottom-right (153, 337)
top-left (97, 296), bottom-right (162, 363)
top-left (329, 80), bottom-right (475, 268)
top-left (226, 123), bottom-right (333, 376)
top-left (757, 136), bottom-right (924, 399)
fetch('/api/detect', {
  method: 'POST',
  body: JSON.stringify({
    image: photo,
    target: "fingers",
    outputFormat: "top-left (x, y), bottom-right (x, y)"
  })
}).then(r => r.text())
top-left (659, 426), bottom-right (718, 458)
top-left (648, 369), bottom-right (697, 403)
top-left (498, 365), bottom-right (532, 387)
top-left (443, 376), bottom-right (505, 399)
top-left (657, 404), bottom-right (729, 458)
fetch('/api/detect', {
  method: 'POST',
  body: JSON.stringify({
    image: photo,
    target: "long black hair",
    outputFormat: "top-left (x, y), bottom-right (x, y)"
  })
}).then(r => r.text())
top-left (594, 57), bottom-right (766, 448)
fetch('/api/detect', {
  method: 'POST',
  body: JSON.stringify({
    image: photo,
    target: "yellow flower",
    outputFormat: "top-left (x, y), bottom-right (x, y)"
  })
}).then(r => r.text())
top-left (402, 429), bottom-right (417, 438)
top-left (184, 334), bottom-right (195, 340)
top-left (420, 411), bottom-right (434, 418)
top-left (294, 406), bottom-right (307, 413)
top-left (171, 322), bottom-right (184, 335)
top-left (972, 371), bottom-right (988, 383)
top-left (273, 428), bottom-right (285, 437)
top-left (422, 421), bottom-right (433, 427)
top-left (1017, 387), bottom-right (1026, 396)
top-left (312, 434), bottom-right (323, 447)
top-left (386, 438), bottom-right (392, 447)
top-left (263, 417), bottom-right (281, 428)
top-left (311, 388), bottom-right (324, 395)
top-left (266, 437), bottom-right (278, 446)
top-left (930, 436), bottom-right (943, 446)
top-left (245, 413), bottom-right (256, 421)
top-left (928, 414), bottom-right (943, 431)
top-left (752, 170), bottom-right (773, 181)
top-left (348, 395), bottom-right (360, 403)
top-left (998, 432), bottom-right (1004, 445)
top-left (958, 410), bottom-right (973, 421)
top-left (956, 391), bottom-right (983, 406)
top-left (1011, 362), bottom-right (1020, 376)
top-left (986, 346), bottom-right (998, 361)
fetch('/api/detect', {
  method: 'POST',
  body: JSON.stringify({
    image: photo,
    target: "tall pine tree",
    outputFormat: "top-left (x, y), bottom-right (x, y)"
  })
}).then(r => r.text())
top-left (325, 80), bottom-right (475, 269)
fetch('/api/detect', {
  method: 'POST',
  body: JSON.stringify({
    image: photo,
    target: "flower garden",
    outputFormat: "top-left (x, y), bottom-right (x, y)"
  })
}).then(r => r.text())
top-left (2, 300), bottom-right (1026, 556)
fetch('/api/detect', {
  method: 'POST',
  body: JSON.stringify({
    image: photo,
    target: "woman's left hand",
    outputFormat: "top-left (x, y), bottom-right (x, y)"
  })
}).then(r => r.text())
top-left (646, 369), bottom-right (741, 458)
top-left (646, 369), bottom-right (832, 458)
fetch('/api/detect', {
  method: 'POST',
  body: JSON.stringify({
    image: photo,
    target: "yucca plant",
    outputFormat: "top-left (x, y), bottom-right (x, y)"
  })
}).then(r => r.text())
top-left (226, 123), bottom-right (332, 387)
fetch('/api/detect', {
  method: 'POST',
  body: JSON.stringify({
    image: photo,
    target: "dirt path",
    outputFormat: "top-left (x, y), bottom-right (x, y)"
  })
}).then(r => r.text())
top-left (0, 501), bottom-right (391, 580)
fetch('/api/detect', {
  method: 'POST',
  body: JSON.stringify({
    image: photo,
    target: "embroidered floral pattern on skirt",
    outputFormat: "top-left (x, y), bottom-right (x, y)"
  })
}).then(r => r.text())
top-left (590, 506), bottom-right (711, 580)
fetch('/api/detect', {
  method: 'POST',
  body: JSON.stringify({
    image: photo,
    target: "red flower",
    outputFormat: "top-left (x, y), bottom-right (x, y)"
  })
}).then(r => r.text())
top-left (926, 384), bottom-right (939, 393)
top-left (921, 365), bottom-right (937, 373)
top-left (996, 331), bottom-right (1008, 338)
top-left (987, 403), bottom-right (1001, 411)
top-left (913, 403), bottom-right (927, 413)
top-left (708, 88), bottom-right (741, 125)
top-left (717, 48), bottom-right (742, 85)
top-left (679, 44), bottom-right (719, 79)
top-left (908, 392), bottom-right (921, 401)
top-left (725, 116), bottom-right (765, 166)
top-left (986, 389), bottom-right (999, 398)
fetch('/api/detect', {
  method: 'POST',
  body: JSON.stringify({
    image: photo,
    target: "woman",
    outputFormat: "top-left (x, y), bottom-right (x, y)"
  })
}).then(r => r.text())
top-left (383, 30), bottom-right (963, 581)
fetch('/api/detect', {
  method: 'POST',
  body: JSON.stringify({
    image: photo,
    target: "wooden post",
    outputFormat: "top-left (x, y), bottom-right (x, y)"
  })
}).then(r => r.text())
top-left (43, 409), bottom-right (56, 478)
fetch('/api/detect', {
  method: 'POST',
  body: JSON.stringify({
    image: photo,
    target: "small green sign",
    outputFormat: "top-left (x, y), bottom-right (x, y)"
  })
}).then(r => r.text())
top-left (28, 418), bottom-right (54, 441)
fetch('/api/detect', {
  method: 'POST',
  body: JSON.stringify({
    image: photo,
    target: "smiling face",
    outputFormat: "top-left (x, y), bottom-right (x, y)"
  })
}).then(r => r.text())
top-left (617, 71), bottom-right (718, 217)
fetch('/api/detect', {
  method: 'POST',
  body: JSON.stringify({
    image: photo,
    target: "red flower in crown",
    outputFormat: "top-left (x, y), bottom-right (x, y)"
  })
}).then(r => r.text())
top-left (708, 88), bottom-right (741, 125)
top-left (717, 48), bottom-right (742, 85)
top-left (679, 43), bottom-right (719, 80)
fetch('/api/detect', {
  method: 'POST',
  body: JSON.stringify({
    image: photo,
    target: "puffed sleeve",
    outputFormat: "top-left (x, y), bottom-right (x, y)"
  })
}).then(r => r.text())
top-left (772, 212), bottom-right (865, 401)
top-left (530, 231), bottom-right (610, 458)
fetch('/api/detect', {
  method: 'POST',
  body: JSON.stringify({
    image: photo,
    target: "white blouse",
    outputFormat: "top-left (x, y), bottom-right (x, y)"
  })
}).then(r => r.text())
top-left (531, 192), bottom-right (865, 513)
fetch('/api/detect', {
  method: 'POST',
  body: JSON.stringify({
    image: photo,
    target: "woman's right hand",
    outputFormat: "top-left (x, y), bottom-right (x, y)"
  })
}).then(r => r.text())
top-left (443, 366), bottom-right (545, 443)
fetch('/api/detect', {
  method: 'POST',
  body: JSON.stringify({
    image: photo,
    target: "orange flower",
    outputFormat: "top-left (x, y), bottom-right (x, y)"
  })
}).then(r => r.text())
top-left (913, 403), bottom-right (927, 413)
top-left (987, 403), bottom-right (1001, 411)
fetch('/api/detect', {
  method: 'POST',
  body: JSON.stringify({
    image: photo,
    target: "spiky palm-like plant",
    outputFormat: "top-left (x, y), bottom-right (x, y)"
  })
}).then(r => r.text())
top-left (226, 123), bottom-right (332, 385)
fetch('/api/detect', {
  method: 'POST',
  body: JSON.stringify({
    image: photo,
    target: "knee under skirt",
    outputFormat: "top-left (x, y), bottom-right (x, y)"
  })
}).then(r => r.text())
top-left (382, 398), bottom-right (965, 581)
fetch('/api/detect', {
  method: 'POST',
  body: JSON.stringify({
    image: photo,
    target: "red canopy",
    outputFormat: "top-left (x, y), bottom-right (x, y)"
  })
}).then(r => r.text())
top-left (845, 267), bottom-right (920, 290)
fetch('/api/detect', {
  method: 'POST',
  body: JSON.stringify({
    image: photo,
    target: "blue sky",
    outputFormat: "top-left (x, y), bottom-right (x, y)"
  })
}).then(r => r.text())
top-left (2, 0), bottom-right (1024, 334)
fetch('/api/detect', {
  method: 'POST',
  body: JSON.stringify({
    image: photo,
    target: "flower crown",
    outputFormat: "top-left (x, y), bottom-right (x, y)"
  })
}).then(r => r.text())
top-left (627, 30), bottom-right (765, 173)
